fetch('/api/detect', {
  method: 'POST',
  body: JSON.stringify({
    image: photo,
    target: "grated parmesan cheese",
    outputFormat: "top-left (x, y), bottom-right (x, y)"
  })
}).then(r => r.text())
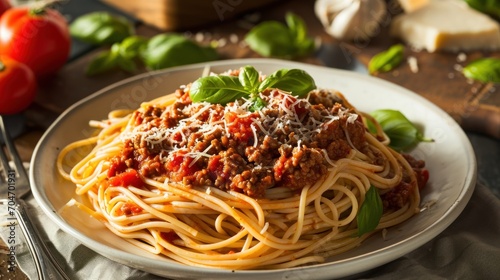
top-left (456, 52), bottom-right (467, 63)
top-left (122, 88), bottom-right (360, 171)
top-left (407, 56), bottom-right (419, 73)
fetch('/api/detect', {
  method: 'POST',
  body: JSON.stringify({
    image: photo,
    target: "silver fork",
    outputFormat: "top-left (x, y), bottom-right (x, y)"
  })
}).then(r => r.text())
top-left (0, 116), bottom-right (70, 280)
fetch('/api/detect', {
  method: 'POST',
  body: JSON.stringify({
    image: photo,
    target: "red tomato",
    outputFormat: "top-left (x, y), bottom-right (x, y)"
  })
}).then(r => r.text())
top-left (109, 169), bottom-right (145, 189)
top-left (0, 0), bottom-right (11, 17)
top-left (0, 7), bottom-right (70, 78)
top-left (0, 56), bottom-right (37, 115)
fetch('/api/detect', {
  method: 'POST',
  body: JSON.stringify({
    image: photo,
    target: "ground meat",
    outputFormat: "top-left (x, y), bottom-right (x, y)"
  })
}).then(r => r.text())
top-left (403, 154), bottom-right (429, 190)
top-left (110, 85), bottom-right (371, 198)
top-left (307, 89), bottom-right (344, 108)
top-left (274, 147), bottom-right (327, 190)
top-left (382, 153), bottom-right (429, 209)
top-left (382, 181), bottom-right (413, 210)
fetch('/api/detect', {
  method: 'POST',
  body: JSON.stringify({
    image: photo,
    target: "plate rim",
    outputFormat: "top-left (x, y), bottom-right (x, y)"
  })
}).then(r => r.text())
top-left (30, 58), bottom-right (477, 279)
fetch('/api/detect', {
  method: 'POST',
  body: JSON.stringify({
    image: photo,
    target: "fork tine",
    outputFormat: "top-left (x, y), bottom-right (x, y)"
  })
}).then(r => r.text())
top-left (0, 116), bottom-right (28, 183)
top-left (0, 117), bottom-right (11, 181)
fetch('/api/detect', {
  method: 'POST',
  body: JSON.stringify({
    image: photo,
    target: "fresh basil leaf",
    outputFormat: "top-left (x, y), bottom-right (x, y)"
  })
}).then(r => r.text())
top-left (117, 59), bottom-right (136, 73)
top-left (365, 117), bottom-right (378, 135)
top-left (368, 44), bottom-right (405, 74)
top-left (239, 65), bottom-right (261, 93)
top-left (464, 0), bottom-right (500, 18)
top-left (70, 12), bottom-right (134, 45)
top-left (295, 39), bottom-right (316, 57)
top-left (141, 33), bottom-right (218, 70)
top-left (190, 67), bottom-right (316, 105)
top-left (118, 36), bottom-right (148, 59)
top-left (85, 40), bottom-right (140, 76)
top-left (258, 68), bottom-right (316, 97)
top-left (286, 12), bottom-right (307, 43)
top-left (245, 21), bottom-right (296, 57)
top-left (357, 185), bottom-right (383, 237)
top-left (116, 56), bottom-right (137, 73)
top-left (249, 96), bottom-right (267, 112)
top-left (85, 50), bottom-right (119, 76)
top-left (371, 109), bottom-right (432, 151)
top-left (462, 57), bottom-right (500, 83)
top-left (285, 12), bottom-right (315, 56)
top-left (190, 75), bottom-right (249, 104)
top-left (244, 13), bottom-right (314, 58)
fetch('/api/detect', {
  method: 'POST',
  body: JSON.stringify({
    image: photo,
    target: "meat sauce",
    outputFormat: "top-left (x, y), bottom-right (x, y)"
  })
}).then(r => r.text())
top-left (106, 79), bottom-right (428, 210)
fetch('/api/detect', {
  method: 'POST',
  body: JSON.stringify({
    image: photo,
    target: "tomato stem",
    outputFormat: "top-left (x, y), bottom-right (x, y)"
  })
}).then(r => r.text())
top-left (29, 7), bottom-right (47, 16)
top-left (29, 0), bottom-right (63, 15)
top-left (29, 0), bottom-right (64, 16)
top-left (0, 60), bottom-right (5, 72)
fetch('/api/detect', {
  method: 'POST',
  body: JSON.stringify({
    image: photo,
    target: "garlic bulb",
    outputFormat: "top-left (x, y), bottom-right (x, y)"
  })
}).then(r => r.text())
top-left (315, 0), bottom-right (387, 41)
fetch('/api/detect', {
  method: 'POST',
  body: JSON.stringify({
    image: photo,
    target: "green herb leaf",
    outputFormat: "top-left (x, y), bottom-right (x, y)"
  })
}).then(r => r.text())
top-left (368, 44), bottom-right (405, 74)
top-left (239, 65), bottom-right (261, 94)
top-left (189, 67), bottom-right (317, 105)
top-left (118, 36), bottom-right (148, 59)
top-left (70, 12), bottom-right (134, 45)
top-left (249, 96), bottom-right (267, 112)
top-left (258, 68), bottom-right (316, 97)
top-left (285, 12), bottom-right (315, 56)
top-left (462, 57), bottom-right (500, 83)
top-left (370, 109), bottom-right (433, 151)
top-left (85, 37), bottom-right (145, 76)
top-left (357, 185), bottom-right (383, 237)
top-left (85, 50), bottom-right (119, 76)
top-left (245, 21), bottom-right (296, 57)
top-left (286, 12), bottom-right (307, 43)
top-left (244, 13), bottom-right (314, 58)
top-left (141, 33), bottom-right (218, 70)
top-left (464, 0), bottom-right (500, 18)
top-left (116, 56), bottom-right (137, 73)
top-left (189, 75), bottom-right (249, 105)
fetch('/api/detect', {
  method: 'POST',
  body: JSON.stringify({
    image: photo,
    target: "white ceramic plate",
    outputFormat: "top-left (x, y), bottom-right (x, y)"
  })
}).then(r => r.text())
top-left (30, 58), bottom-right (476, 279)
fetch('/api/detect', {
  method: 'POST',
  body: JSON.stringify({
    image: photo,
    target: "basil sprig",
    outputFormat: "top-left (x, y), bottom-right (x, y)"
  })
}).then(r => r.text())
top-left (239, 65), bottom-right (261, 93)
top-left (258, 68), bottom-right (317, 95)
top-left (370, 109), bottom-right (433, 151)
top-left (71, 12), bottom-right (218, 76)
top-left (141, 34), bottom-right (218, 70)
top-left (357, 185), bottom-right (383, 237)
top-left (368, 44), bottom-right (405, 74)
top-left (190, 75), bottom-right (249, 105)
top-left (70, 12), bottom-right (134, 45)
top-left (189, 66), bottom-right (316, 105)
top-left (86, 36), bottom-right (147, 76)
top-left (462, 57), bottom-right (500, 84)
top-left (244, 12), bottom-right (315, 58)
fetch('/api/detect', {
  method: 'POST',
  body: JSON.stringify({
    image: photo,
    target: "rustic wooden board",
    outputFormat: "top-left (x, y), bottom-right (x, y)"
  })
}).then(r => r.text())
top-left (101, 0), bottom-right (281, 31)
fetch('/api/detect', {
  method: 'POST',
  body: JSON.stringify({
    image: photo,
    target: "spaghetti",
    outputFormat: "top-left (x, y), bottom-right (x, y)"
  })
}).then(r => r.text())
top-left (57, 67), bottom-right (428, 270)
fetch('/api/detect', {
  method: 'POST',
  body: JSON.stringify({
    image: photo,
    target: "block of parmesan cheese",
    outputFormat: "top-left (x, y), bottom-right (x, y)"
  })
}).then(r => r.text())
top-left (391, 0), bottom-right (500, 52)
top-left (398, 0), bottom-right (429, 12)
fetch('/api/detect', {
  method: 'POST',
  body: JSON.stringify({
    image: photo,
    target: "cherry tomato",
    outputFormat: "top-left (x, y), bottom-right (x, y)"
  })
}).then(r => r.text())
top-left (0, 0), bottom-right (11, 17)
top-left (0, 56), bottom-right (37, 115)
top-left (0, 7), bottom-right (71, 78)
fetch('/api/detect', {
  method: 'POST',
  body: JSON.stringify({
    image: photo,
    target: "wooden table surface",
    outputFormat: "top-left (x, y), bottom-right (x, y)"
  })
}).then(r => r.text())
top-left (1, 0), bottom-right (499, 279)
top-left (13, 0), bottom-right (500, 141)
